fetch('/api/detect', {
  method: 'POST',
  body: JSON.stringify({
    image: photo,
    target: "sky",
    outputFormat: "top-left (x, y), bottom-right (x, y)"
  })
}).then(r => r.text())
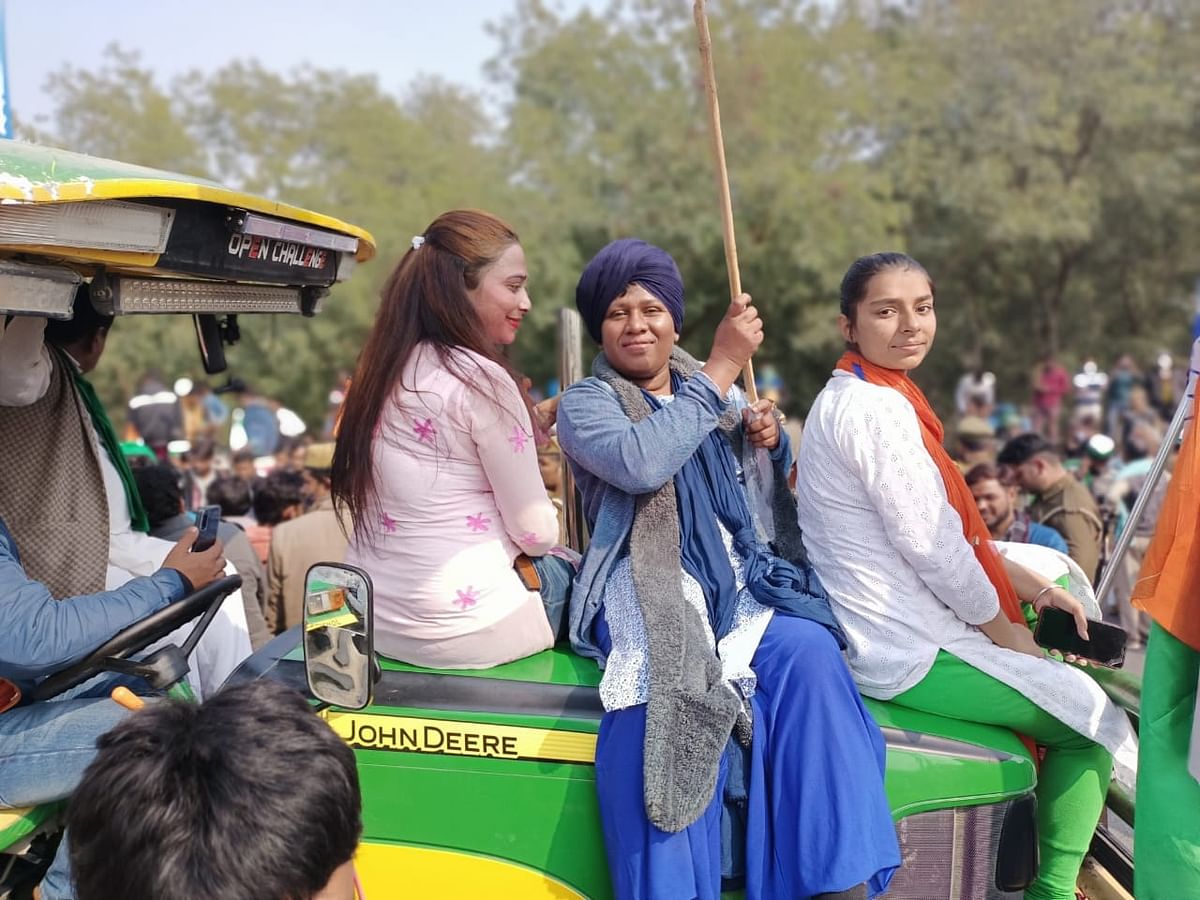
top-left (4, 0), bottom-right (595, 125)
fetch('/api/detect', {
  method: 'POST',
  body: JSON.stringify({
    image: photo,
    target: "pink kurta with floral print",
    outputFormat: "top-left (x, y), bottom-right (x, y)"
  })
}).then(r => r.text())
top-left (346, 344), bottom-right (559, 668)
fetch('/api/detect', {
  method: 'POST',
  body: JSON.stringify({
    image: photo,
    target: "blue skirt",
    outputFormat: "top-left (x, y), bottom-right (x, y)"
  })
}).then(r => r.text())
top-left (594, 616), bottom-right (900, 900)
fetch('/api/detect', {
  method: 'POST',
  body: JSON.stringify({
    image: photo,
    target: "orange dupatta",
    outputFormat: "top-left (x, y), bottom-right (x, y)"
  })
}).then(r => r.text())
top-left (1130, 386), bottom-right (1200, 651)
top-left (836, 351), bottom-right (1026, 627)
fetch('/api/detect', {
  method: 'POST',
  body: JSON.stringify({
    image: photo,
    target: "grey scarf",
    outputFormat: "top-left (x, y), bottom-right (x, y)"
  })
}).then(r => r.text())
top-left (594, 347), bottom-right (794, 833)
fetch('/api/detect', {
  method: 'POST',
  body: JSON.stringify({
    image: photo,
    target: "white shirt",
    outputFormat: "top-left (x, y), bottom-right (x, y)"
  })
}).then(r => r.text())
top-left (797, 371), bottom-right (1136, 781)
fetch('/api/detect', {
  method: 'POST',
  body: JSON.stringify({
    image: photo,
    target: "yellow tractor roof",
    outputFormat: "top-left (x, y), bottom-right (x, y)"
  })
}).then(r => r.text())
top-left (0, 139), bottom-right (375, 262)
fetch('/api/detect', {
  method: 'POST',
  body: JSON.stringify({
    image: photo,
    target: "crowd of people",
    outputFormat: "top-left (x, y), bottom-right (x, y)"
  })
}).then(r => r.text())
top-left (939, 351), bottom-right (1182, 649)
top-left (975, 350), bottom-right (1183, 449)
top-left (0, 206), bottom-right (1188, 900)
top-left (120, 368), bottom-right (347, 465)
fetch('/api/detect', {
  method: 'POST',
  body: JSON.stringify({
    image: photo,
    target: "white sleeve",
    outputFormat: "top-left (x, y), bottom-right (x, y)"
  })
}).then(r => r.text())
top-left (836, 387), bottom-right (1001, 625)
top-left (0, 316), bottom-right (53, 406)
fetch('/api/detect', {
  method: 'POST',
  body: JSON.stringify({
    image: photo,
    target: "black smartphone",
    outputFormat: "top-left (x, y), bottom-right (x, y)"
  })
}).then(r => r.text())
top-left (191, 504), bottom-right (221, 553)
top-left (1033, 607), bottom-right (1127, 668)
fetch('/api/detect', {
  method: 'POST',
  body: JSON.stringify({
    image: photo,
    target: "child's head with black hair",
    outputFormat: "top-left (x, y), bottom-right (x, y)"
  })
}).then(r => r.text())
top-left (67, 679), bottom-right (362, 900)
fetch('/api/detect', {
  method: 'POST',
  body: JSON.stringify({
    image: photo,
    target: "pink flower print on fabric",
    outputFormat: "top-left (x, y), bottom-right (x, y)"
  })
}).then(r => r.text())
top-left (466, 513), bottom-right (492, 533)
top-left (413, 418), bottom-right (437, 443)
top-left (380, 513), bottom-right (398, 534)
top-left (507, 425), bottom-right (529, 453)
top-left (520, 532), bottom-right (539, 545)
top-left (454, 587), bottom-right (480, 610)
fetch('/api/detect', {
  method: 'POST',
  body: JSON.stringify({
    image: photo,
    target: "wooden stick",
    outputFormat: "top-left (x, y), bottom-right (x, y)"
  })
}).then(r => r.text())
top-left (694, 0), bottom-right (758, 403)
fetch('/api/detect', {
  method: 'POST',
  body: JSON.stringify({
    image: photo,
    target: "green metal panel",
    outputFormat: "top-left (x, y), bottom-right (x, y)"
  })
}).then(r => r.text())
top-left (375, 645), bottom-right (603, 688)
top-left (882, 746), bottom-right (1035, 818)
top-left (275, 639), bottom-right (1044, 896)
top-left (864, 698), bottom-right (1033, 760)
top-left (864, 698), bottom-right (1036, 817)
top-left (355, 746), bottom-right (611, 898)
top-left (345, 695), bottom-right (1035, 897)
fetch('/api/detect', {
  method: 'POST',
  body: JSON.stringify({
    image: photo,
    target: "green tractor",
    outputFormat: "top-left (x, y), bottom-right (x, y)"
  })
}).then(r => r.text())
top-left (237, 559), bottom-right (1041, 899)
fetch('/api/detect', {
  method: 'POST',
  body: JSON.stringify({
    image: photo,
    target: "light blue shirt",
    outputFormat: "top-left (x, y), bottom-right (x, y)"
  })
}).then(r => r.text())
top-left (0, 516), bottom-right (185, 691)
top-left (1028, 521), bottom-right (1069, 555)
top-left (557, 370), bottom-right (790, 664)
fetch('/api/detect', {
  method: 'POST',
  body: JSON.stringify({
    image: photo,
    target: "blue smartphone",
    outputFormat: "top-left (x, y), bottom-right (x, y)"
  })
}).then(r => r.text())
top-left (191, 505), bottom-right (221, 553)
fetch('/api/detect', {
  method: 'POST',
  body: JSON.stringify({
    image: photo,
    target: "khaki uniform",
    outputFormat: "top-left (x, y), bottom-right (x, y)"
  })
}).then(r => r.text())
top-left (1030, 474), bottom-right (1103, 581)
top-left (265, 495), bottom-right (350, 634)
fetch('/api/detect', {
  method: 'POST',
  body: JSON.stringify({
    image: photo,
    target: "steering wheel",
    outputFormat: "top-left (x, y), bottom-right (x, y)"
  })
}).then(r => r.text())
top-left (29, 575), bottom-right (242, 702)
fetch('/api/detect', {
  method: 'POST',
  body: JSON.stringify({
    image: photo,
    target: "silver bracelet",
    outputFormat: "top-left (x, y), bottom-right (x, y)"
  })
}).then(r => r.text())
top-left (1031, 585), bottom-right (1057, 612)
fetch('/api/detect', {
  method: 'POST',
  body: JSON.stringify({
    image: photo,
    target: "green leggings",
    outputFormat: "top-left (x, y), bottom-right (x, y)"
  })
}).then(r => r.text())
top-left (891, 651), bottom-right (1113, 900)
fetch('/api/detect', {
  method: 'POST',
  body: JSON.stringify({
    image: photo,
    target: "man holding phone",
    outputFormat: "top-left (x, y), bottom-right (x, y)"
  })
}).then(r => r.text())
top-left (0, 514), bottom-right (226, 900)
top-left (0, 289), bottom-right (252, 696)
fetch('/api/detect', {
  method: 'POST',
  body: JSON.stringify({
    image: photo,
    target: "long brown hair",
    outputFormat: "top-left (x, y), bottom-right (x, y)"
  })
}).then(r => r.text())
top-left (332, 209), bottom-right (525, 534)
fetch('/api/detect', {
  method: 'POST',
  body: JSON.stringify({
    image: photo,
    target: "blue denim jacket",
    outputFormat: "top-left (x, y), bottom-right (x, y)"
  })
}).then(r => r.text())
top-left (557, 371), bottom-right (790, 664)
top-left (0, 516), bottom-right (185, 691)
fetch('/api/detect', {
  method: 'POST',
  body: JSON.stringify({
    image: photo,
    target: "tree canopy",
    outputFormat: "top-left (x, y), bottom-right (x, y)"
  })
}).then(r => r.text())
top-left (19, 0), bottom-right (1200, 427)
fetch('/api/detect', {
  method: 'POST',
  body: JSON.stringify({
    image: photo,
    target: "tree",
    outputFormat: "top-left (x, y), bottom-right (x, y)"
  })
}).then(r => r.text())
top-left (871, 0), bottom-right (1200, 407)
top-left (18, 1), bottom-right (1200, 428)
top-left (20, 48), bottom-right (510, 432)
top-left (490, 0), bottom-right (903, 407)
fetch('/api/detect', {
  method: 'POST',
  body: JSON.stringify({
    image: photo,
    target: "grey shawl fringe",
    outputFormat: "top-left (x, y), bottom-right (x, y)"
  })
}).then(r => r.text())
top-left (593, 347), bottom-right (748, 833)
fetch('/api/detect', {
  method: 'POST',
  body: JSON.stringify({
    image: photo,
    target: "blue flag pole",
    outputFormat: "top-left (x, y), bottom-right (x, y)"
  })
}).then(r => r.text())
top-left (0, 1), bottom-right (12, 139)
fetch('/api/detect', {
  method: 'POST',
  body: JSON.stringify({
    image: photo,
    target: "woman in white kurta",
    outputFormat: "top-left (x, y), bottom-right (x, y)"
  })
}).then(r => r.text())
top-left (796, 252), bottom-right (1136, 900)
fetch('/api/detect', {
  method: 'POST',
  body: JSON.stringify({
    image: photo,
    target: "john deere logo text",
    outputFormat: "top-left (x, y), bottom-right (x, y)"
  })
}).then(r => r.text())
top-left (321, 712), bottom-right (596, 765)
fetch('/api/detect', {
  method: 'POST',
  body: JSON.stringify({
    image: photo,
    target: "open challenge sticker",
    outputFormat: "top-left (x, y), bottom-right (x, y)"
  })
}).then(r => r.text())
top-left (321, 712), bottom-right (596, 765)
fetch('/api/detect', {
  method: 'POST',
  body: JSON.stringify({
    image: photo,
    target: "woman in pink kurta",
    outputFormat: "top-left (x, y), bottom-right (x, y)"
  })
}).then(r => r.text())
top-left (332, 210), bottom-right (568, 669)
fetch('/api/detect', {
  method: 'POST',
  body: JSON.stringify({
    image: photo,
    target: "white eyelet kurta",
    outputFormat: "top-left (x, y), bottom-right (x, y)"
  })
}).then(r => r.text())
top-left (796, 371), bottom-right (1137, 781)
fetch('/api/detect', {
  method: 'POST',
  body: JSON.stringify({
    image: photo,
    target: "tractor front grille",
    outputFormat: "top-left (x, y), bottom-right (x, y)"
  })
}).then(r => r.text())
top-left (883, 795), bottom-right (1037, 899)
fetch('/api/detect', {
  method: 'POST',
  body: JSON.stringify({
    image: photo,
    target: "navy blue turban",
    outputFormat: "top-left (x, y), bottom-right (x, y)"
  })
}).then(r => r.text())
top-left (575, 239), bottom-right (684, 343)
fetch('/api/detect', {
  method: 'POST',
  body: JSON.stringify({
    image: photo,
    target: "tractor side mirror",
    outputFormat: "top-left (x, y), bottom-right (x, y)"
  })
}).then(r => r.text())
top-left (194, 314), bottom-right (227, 374)
top-left (194, 313), bottom-right (241, 375)
top-left (302, 563), bottom-right (374, 710)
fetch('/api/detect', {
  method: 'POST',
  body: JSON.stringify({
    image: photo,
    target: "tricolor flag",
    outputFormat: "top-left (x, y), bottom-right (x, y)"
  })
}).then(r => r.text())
top-left (1130, 337), bottom-right (1200, 898)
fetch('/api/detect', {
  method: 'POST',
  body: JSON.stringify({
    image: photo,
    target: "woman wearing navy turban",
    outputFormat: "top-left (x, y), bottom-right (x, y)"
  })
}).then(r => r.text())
top-left (557, 239), bottom-right (899, 900)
